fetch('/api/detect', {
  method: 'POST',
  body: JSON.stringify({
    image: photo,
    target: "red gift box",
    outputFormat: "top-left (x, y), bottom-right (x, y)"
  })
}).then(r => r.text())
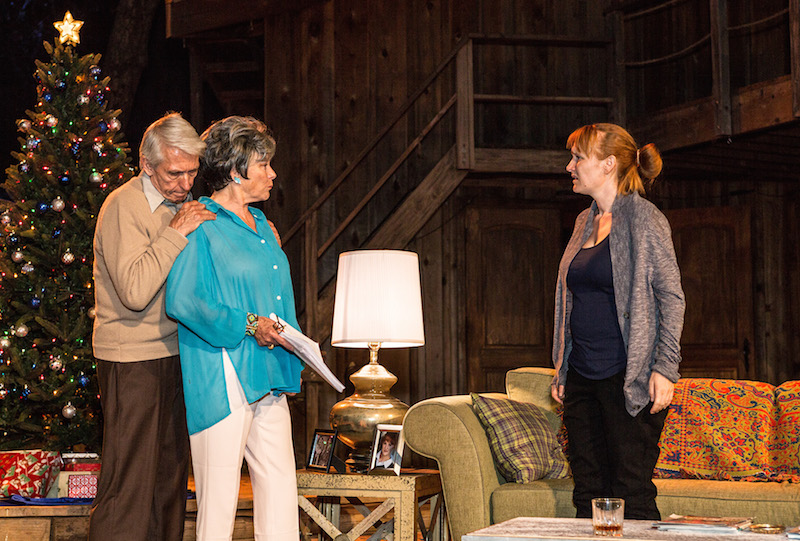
top-left (67, 473), bottom-right (98, 498)
top-left (0, 450), bottom-right (62, 497)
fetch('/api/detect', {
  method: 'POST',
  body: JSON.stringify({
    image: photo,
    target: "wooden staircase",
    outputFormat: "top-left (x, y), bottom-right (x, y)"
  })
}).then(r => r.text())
top-left (279, 35), bottom-right (615, 342)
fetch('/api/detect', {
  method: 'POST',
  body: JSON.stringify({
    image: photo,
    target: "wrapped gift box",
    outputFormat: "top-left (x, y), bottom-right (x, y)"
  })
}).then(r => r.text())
top-left (46, 470), bottom-right (100, 498)
top-left (0, 450), bottom-right (62, 497)
top-left (67, 472), bottom-right (98, 498)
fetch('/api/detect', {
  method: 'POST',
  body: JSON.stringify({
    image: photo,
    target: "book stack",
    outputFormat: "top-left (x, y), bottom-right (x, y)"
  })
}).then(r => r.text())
top-left (787, 526), bottom-right (800, 539)
top-left (653, 514), bottom-right (754, 534)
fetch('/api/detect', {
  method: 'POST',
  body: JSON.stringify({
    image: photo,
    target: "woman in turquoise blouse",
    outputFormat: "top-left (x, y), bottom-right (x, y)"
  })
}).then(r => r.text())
top-left (166, 116), bottom-right (303, 541)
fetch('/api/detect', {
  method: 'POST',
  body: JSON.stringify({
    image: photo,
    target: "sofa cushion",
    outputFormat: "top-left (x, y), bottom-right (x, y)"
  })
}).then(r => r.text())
top-left (655, 378), bottom-right (777, 480)
top-left (471, 393), bottom-right (570, 483)
top-left (505, 367), bottom-right (561, 434)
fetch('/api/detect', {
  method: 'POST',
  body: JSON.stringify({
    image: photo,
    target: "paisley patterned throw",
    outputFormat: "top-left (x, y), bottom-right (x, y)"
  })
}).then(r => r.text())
top-left (654, 379), bottom-right (800, 482)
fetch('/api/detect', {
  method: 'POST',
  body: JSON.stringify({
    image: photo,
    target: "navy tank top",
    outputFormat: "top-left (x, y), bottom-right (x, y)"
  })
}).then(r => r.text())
top-left (566, 236), bottom-right (627, 380)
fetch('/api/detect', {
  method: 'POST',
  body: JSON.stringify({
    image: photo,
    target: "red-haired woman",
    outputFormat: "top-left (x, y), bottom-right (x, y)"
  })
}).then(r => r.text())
top-left (551, 123), bottom-right (685, 520)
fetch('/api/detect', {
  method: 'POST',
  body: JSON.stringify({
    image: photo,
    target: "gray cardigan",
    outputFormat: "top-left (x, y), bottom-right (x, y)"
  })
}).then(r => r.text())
top-left (552, 192), bottom-right (685, 416)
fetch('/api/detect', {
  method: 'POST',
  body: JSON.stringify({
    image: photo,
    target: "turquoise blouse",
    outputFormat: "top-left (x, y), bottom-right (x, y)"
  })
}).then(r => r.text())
top-left (165, 196), bottom-right (303, 435)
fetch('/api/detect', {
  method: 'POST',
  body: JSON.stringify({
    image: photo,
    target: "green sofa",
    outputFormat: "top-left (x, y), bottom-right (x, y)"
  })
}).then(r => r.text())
top-left (403, 367), bottom-right (800, 541)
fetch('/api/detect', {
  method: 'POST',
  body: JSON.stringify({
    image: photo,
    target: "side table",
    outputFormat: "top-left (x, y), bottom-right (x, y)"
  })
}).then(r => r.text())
top-left (296, 468), bottom-right (448, 541)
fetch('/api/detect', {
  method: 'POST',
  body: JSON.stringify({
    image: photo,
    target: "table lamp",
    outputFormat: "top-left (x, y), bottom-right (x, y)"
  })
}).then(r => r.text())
top-left (329, 250), bottom-right (425, 471)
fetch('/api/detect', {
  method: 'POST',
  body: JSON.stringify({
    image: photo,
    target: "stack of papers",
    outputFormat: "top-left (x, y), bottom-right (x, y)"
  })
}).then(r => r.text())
top-left (654, 514), bottom-right (754, 534)
top-left (786, 526), bottom-right (800, 539)
top-left (269, 314), bottom-right (345, 393)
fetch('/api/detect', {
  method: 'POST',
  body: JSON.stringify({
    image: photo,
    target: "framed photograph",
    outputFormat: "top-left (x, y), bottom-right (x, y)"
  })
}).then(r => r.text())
top-left (368, 424), bottom-right (404, 475)
top-left (307, 428), bottom-right (338, 472)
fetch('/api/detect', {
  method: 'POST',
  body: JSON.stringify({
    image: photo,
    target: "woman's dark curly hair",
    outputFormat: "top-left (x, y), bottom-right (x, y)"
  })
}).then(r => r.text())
top-left (199, 116), bottom-right (276, 191)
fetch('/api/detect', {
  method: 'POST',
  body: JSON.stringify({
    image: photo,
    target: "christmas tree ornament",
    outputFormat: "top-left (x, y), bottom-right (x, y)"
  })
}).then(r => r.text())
top-left (18, 161), bottom-right (30, 174)
top-left (30, 297), bottom-right (41, 308)
top-left (92, 142), bottom-right (103, 154)
top-left (7, 234), bottom-right (20, 245)
top-left (56, 79), bottom-right (66, 91)
top-left (15, 325), bottom-right (29, 337)
top-left (17, 119), bottom-right (32, 132)
top-left (11, 251), bottom-right (24, 263)
top-left (79, 375), bottom-right (90, 387)
top-left (98, 120), bottom-right (108, 133)
top-left (26, 136), bottom-right (40, 149)
top-left (51, 197), bottom-right (66, 212)
top-left (88, 307), bottom-right (96, 319)
top-left (0, 386), bottom-right (7, 399)
top-left (61, 250), bottom-right (75, 264)
top-left (0, 338), bottom-right (10, 348)
top-left (50, 356), bottom-right (63, 370)
top-left (21, 262), bottom-right (34, 274)
top-left (46, 114), bottom-right (58, 127)
top-left (62, 402), bottom-right (77, 418)
top-left (89, 65), bottom-right (101, 79)
top-left (1, 212), bottom-right (11, 224)
top-left (96, 93), bottom-right (106, 106)
top-left (109, 117), bottom-right (121, 131)
top-left (52, 228), bottom-right (62, 239)
top-left (36, 201), bottom-right (49, 213)
top-left (59, 173), bottom-right (71, 184)
top-left (77, 94), bottom-right (89, 105)
top-left (54, 11), bottom-right (83, 45)
top-left (90, 171), bottom-right (103, 183)
top-left (42, 92), bottom-right (53, 102)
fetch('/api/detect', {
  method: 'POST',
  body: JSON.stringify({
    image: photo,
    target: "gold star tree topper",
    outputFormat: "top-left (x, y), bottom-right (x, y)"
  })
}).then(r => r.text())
top-left (54, 11), bottom-right (84, 45)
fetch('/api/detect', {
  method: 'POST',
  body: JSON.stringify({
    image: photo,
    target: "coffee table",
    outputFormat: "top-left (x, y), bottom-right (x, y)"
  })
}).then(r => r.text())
top-left (463, 517), bottom-right (780, 541)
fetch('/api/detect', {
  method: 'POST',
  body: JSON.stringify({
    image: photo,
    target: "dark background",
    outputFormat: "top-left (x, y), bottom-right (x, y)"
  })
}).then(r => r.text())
top-left (1, 0), bottom-right (190, 188)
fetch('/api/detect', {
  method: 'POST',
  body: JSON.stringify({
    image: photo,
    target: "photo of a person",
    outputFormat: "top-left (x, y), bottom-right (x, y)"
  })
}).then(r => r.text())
top-left (368, 424), bottom-right (404, 475)
top-left (373, 432), bottom-right (400, 469)
top-left (307, 430), bottom-right (337, 471)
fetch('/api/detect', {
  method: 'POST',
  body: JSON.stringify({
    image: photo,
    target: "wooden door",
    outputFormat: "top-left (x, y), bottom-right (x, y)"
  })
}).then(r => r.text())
top-left (664, 206), bottom-right (754, 379)
top-left (466, 207), bottom-right (560, 392)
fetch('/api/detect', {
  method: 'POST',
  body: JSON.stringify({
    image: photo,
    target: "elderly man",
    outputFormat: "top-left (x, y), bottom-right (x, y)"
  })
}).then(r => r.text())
top-left (89, 112), bottom-right (216, 541)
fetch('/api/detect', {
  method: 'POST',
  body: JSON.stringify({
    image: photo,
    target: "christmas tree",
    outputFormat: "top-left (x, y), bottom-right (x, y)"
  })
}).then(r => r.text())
top-left (0, 12), bottom-right (133, 451)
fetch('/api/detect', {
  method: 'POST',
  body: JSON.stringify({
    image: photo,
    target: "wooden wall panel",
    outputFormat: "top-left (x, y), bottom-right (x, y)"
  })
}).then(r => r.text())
top-left (650, 178), bottom-right (798, 383)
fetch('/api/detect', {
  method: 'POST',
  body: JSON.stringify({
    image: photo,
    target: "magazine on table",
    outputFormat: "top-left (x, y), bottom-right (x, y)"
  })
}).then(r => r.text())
top-left (653, 514), bottom-right (754, 533)
top-left (269, 313), bottom-right (345, 393)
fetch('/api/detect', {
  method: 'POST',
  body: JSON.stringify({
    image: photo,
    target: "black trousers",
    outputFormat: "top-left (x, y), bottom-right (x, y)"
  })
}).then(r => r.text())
top-left (563, 370), bottom-right (667, 520)
top-left (88, 356), bottom-right (190, 541)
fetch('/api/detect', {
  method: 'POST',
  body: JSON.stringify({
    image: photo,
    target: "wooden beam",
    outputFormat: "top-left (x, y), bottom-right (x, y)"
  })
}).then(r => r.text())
top-left (456, 40), bottom-right (475, 170)
top-left (792, 0), bottom-right (800, 116)
top-left (472, 148), bottom-right (567, 174)
top-left (467, 34), bottom-right (610, 48)
top-left (473, 94), bottom-right (613, 106)
top-left (710, 0), bottom-right (732, 135)
top-left (165, 0), bottom-right (323, 37)
top-left (629, 97), bottom-right (719, 151)
top-left (733, 76), bottom-right (795, 133)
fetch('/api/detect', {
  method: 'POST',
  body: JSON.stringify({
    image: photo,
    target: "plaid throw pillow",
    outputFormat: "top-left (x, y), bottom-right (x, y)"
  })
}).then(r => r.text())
top-left (471, 393), bottom-right (570, 483)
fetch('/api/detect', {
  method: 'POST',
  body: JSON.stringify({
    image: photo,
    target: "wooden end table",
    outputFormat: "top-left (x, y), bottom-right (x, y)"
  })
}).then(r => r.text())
top-left (296, 468), bottom-right (448, 541)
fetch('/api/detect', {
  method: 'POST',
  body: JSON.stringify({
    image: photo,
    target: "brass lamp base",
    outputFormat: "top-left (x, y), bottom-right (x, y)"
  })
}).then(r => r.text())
top-left (329, 344), bottom-right (408, 472)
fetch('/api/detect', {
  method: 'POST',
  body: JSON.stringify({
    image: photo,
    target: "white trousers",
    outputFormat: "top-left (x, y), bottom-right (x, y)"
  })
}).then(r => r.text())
top-left (190, 350), bottom-right (299, 541)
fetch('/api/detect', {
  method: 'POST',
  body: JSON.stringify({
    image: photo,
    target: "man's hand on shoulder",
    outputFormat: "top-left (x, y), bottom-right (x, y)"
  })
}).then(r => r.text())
top-left (169, 201), bottom-right (216, 236)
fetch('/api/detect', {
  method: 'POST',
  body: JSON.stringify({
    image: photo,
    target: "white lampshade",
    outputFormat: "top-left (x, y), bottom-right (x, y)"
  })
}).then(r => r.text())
top-left (331, 250), bottom-right (425, 348)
